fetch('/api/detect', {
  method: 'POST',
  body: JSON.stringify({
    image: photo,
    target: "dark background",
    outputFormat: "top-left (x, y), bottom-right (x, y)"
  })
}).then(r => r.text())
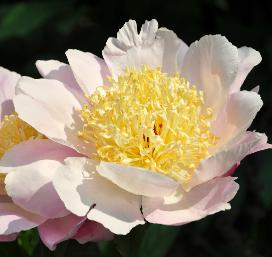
top-left (0, 0), bottom-right (272, 256)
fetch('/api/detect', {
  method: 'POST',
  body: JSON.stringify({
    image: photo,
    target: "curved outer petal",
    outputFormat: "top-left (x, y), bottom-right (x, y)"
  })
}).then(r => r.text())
top-left (155, 28), bottom-right (188, 74)
top-left (243, 132), bottom-right (272, 154)
top-left (36, 60), bottom-right (86, 104)
top-left (38, 214), bottom-right (86, 251)
top-left (97, 162), bottom-right (178, 197)
top-left (53, 157), bottom-right (144, 235)
top-left (0, 67), bottom-right (20, 119)
top-left (143, 176), bottom-right (239, 225)
top-left (181, 35), bottom-right (239, 116)
top-left (102, 19), bottom-right (188, 77)
top-left (14, 77), bottom-right (95, 157)
top-left (73, 220), bottom-right (113, 244)
top-left (211, 90), bottom-right (263, 148)
top-left (1, 140), bottom-right (80, 218)
top-left (0, 234), bottom-right (17, 241)
top-left (66, 49), bottom-right (110, 95)
top-left (229, 47), bottom-right (262, 93)
top-left (188, 132), bottom-right (268, 191)
top-left (0, 196), bottom-right (46, 235)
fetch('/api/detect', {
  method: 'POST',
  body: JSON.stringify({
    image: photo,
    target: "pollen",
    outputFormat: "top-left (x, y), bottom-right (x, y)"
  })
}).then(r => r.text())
top-left (0, 113), bottom-right (45, 159)
top-left (78, 66), bottom-right (218, 185)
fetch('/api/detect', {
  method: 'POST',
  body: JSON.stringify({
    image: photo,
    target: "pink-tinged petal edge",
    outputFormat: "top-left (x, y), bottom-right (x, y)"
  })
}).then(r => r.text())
top-left (38, 214), bottom-right (86, 251)
top-left (188, 132), bottom-right (268, 190)
top-left (73, 220), bottom-right (114, 244)
top-left (35, 60), bottom-right (86, 104)
top-left (1, 140), bottom-right (80, 219)
top-left (0, 198), bottom-right (46, 235)
top-left (0, 234), bottom-right (17, 242)
top-left (0, 67), bottom-right (20, 119)
top-left (143, 176), bottom-right (239, 225)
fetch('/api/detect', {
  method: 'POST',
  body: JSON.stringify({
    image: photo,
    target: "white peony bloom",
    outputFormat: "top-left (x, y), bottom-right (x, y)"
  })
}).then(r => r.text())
top-left (14, 20), bottom-right (271, 234)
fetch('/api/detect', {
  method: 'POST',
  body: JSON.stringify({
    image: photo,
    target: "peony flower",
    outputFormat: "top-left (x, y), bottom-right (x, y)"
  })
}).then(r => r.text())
top-left (0, 67), bottom-right (112, 250)
top-left (14, 20), bottom-right (271, 235)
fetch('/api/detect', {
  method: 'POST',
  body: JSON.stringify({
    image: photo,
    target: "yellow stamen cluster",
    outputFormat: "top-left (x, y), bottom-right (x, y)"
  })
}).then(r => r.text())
top-left (79, 66), bottom-right (218, 185)
top-left (0, 113), bottom-right (44, 159)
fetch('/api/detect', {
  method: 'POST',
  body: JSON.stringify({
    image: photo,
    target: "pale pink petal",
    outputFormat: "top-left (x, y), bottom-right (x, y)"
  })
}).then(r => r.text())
top-left (66, 49), bottom-right (110, 95)
top-left (212, 90), bottom-right (263, 148)
top-left (103, 19), bottom-right (187, 77)
top-left (53, 157), bottom-right (144, 235)
top-left (1, 139), bottom-right (80, 218)
top-left (223, 164), bottom-right (238, 177)
top-left (14, 77), bottom-right (95, 157)
top-left (0, 234), bottom-right (17, 241)
top-left (38, 214), bottom-right (85, 251)
top-left (181, 35), bottom-right (239, 115)
top-left (97, 162), bottom-right (178, 197)
top-left (143, 176), bottom-right (239, 225)
top-left (237, 131), bottom-right (272, 154)
top-left (230, 47), bottom-right (262, 93)
top-left (0, 67), bottom-right (20, 119)
top-left (0, 197), bottom-right (46, 235)
top-left (188, 132), bottom-right (266, 190)
top-left (73, 220), bottom-right (113, 244)
top-left (36, 60), bottom-right (86, 104)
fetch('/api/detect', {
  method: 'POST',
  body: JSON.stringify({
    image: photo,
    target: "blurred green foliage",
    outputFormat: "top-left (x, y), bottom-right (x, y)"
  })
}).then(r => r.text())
top-left (0, 0), bottom-right (272, 256)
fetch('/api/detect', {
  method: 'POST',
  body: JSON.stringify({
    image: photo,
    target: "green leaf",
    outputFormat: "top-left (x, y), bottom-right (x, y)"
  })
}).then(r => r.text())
top-left (0, 2), bottom-right (60, 40)
top-left (53, 241), bottom-right (69, 257)
top-left (115, 224), bottom-right (179, 257)
top-left (0, 240), bottom-right (29, 257)
top-left (17, 229), bottom-right (39, 256)
top-left (259, 166), bottom-right (272, 207)
top-left (98, 241), bottom-right (122, 257)
top-left (137, 224), bottom-right (180, 257)
top-left (57, 241), bottom-right (100, 257)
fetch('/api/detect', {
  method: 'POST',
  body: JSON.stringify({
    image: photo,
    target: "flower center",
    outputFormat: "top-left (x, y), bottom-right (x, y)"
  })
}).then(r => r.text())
top-left (0, 113), bottom-right (44, 159)
top-left (0, 113), bottom-right (45, 195)
top-left (79, 66), bottom-right (218, 185)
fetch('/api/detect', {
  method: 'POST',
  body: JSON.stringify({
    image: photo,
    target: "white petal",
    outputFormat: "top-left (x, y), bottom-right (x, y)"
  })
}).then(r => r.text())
top-left (53, 157), bottom-right (144, 235)
top-left (14, 77), bottom-right (95, 157)
top-left (97, 162), bottom-right (178, 197)
top-left (212, 90), bottom-right (263, 147)
top-left (1, 139), bottom-right (79, 218)
top-left (188, 132), bottom-right (266, 190)
top-left (0, 67), bottom-right (20, 119)
top-left (0, 198), bottom-right (46, 235)
top-left (36, 60), bottom-right (86, 104)
top-left (143, 176), bottom-right (239, 225)
top-left (156, 28), bottom-right (188, 74)
top-left (230, 47), bottom-right (262, 93)
top-left (181, 35), bottom-right (239, 115)
top-left (66, 49), bottom-right (110, 95)
top-left (103, 19), bottom-right (187, 77)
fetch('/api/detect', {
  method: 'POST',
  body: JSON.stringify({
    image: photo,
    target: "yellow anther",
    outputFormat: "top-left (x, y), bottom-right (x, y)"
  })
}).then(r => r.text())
top-left (79, 66), bottom-right (218, 185)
